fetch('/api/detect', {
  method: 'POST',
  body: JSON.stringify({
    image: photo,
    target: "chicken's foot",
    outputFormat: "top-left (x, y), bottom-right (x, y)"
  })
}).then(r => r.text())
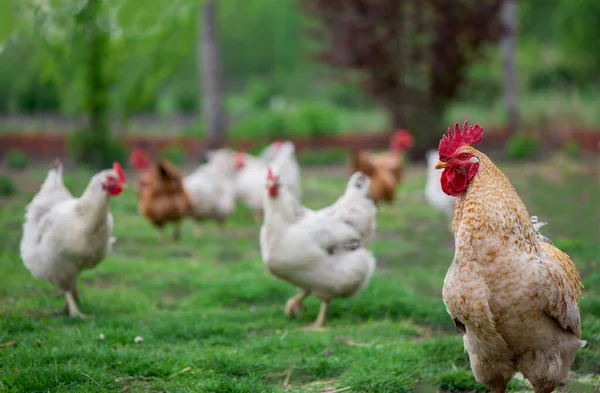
top-left (285, 291), bottom-right (309, 319)
top-left (302, 301), bottom-right (329, 331)
top-left (65, 291), bottom-right (94, 319)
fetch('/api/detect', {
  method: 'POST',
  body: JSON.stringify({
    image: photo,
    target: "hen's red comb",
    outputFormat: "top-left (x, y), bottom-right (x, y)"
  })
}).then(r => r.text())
top-left (113, 162), bottom-right (126, 183)
top-left (266, 167), bottom-right (274, 180)
top-left (438, 120), bottom-right (484, 159)
top-left (129, 148), bottom-right (152, 171)
top-left (392, 129), bottom-right (414, 150)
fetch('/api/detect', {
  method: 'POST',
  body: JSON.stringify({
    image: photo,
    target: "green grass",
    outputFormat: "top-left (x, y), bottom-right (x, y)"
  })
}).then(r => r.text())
top-left (0, 156), bottom-right (599, 392)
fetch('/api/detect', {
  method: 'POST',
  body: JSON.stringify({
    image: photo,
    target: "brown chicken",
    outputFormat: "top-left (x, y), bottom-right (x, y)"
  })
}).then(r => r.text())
top-left (349, 129), bottom-right (413, 204)
top-left (436, 121), bottom-right (585, 393)
top-left (129, 149), bottom-right (192, 242)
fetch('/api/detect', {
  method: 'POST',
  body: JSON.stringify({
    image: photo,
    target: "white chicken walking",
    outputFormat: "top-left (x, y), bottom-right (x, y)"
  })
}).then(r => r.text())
top-left (260, 167), bottom-right (376, 330)
top-left (235, 140), bottom-right (301, 222)
top-left (20, 159), bottom-right (126, 318)
top-left (424, 149), bottom-right (456, 222)
top-left (184, 148), bottom-right (241, 233)
top-left (312, 171), bottom-right (377, 245)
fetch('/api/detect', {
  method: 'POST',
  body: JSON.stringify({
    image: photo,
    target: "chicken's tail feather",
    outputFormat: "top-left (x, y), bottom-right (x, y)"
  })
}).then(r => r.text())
top-left (40, 158), bottom-right (65, 193)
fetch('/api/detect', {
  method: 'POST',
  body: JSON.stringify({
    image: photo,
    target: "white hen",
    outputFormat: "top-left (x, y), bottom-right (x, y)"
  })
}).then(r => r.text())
top-left (20, 160), bottom-right (125, 318)
top-left (260, 167), bottom-right (376, 329)
top-left (424, 149), bottom-right (456, 221)
top-left (236, 140), bottom-right (301, 222)
top-left (313, 172), bottom-right (377, 245)
top-left (184, 148), bottom-right (240, 232)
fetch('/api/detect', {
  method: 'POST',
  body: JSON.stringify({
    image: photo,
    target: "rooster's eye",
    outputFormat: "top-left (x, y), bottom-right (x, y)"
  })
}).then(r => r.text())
top-left (459, 154), bottom-right (467, 160)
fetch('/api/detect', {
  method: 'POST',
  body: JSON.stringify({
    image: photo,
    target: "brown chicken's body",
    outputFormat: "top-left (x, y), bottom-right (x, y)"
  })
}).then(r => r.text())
top-left (136, 159), bottom-right (192, 241)
top-left (349, 143), bottom-right (409, 204)
top-left (443, 148), bottom-right (584, 393)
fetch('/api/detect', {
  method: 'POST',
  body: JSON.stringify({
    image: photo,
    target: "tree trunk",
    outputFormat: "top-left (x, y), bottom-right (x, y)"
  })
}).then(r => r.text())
top-left (501, 0), bottom-right (518, 135)
top-left (199, 0), bottom-right (225, 149)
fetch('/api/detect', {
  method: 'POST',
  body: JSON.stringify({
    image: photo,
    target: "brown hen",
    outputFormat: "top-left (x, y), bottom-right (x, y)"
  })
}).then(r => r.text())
top-left (349, 130), bottom-right (413, 204)
top-left (129, 149), bottom-right (192, 242)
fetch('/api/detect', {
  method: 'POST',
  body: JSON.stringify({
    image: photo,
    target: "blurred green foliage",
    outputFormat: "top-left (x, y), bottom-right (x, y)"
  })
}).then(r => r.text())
top-left (160, 145), bottom-right (187, 166)
top-left (0, 175), bottom-right (16, 196)
top-left (3, 149), bottom-right (29, 171)
top-left (562, 140), bottom-right (581, 158)
top-left (67, 129), bottom-right (127, 169)
top-left (506, 135), bottom-right (540, 160)
top-left (0, 0), bottom-right (599, 141)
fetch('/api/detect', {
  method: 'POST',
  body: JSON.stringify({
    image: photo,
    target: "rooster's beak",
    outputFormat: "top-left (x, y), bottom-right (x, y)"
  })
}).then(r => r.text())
top-left (434, 161), bottom-right (449, 170)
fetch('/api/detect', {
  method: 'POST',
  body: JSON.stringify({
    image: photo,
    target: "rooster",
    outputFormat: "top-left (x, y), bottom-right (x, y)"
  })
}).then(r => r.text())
top-left (20, 160), bottom-right (126, 318)
top-left (349, 129), bottom-right (413, 204)
top-left (260, 167), bottom-right (376, 330)
top-left (129, 149), bottom-right (192, 242)
top-left (435, 121), bottom-right (585, 393)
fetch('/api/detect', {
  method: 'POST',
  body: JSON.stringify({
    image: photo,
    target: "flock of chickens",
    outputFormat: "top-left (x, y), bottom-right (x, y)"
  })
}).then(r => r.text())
top-left (18, 122), bottom-right (584, 393)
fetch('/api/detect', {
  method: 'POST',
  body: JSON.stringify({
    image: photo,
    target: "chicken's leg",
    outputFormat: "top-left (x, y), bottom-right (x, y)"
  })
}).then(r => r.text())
top-left (304, 300), bottom-right (329, 331)
top-left (285, 291), bottom-right (309, 319)
top-left (172, 222), bottom-right (182, 242)
top-left (64, 291), bottom-right (93, 319)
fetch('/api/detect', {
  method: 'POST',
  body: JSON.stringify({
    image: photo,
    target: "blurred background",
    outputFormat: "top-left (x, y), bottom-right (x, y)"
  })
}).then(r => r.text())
top-left (0, 0), bottom-right (599, 168)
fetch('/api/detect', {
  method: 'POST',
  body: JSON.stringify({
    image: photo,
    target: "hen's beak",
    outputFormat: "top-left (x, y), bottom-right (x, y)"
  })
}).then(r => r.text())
top-left (435, 161), bottom-right (449, 170)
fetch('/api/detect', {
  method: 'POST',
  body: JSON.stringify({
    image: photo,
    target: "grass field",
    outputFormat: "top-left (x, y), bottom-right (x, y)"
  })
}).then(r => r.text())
top-left (0, 155), bottom-right (599, 393)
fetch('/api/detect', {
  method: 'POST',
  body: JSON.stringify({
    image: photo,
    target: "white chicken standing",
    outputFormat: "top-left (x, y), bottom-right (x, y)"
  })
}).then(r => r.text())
top-left (236, 140), bottom-right (301, 222)
top-left (184, 148), bottom-right (241, 233)
top-left (312, 172), bottom-right (377, 245)
top-left (260, 167), bottom-right (376, 329)
top-left (424, 149), bottom-right (456, 221)
top-left (20, 159), bottom-right (126, 318)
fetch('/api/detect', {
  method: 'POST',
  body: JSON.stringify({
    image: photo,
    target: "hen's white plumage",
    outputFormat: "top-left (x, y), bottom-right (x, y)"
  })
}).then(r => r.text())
top-left (20, 160), bottom-right (123, 318)
top-left (260, 168), bottom-right (376, 329)
top-left (424, 149), bottom-right (455, 221)
top-left (236, 141), bottom-right (301, 221)
top-left (312, 172), bottom-right (376, 245)
top-left (184, 148), bottom-right (239, 227)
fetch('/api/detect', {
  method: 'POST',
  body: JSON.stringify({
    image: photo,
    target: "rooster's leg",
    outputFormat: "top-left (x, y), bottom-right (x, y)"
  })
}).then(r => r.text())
top-left (64, 291), bottom-right (93, 319)
top-left (285, 291), bottom-right (309, 319)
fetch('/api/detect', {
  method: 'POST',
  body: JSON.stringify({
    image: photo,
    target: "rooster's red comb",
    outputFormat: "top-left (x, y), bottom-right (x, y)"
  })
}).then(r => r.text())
top-left (438, 121), bottom-right (483, 159)
top-left (113, 162), bottom-right (126, 183)
top-left (129, 148), bottom-right (152, 171)
top-left (266, 167), bottom-right (274, 180)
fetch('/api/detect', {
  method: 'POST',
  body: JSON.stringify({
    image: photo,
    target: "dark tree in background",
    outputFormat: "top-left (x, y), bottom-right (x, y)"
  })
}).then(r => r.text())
top-left (301, 0), bottom-right (504, 149)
